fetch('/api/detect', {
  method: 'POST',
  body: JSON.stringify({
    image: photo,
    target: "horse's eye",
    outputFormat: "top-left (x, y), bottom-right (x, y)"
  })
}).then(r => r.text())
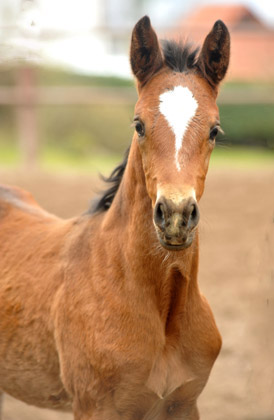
top-left (209, 126), bottom-right (219, 141)
top-left (135, 121), bottom-right (145, 138)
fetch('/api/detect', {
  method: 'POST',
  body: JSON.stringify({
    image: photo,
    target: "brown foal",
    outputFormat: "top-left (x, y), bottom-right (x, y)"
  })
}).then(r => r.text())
top-left (0, 16), bottom-right (230, 420)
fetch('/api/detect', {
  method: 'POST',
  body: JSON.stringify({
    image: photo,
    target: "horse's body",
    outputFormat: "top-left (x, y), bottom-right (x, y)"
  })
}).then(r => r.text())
top-left (0, 16), bottom-right (230, 420)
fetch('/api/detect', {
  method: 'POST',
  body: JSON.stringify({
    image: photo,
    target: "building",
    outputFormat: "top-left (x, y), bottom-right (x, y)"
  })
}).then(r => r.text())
top-left (166, 4), bottom-right (274, 82)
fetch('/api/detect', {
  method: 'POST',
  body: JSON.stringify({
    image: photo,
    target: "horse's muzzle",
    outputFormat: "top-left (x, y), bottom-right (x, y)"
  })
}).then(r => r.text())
top-left (153, 196), bottom-right (200, 251)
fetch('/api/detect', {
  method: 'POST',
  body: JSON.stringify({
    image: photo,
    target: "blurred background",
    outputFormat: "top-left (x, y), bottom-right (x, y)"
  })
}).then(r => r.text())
top-left (0, 0), bottom-right (274, 170)
top-left (0, 1), bottom-right (273, 420)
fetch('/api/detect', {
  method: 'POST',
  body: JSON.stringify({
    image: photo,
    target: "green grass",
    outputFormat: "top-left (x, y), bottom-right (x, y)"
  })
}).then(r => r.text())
top-left (37, 67), bottom-right (134, 87)
top-left (219, 104), bottom-right (274, 149)
top-left (41, 147), bottom-right (122, 174)
top-left (211, 146), bottom-right (274, 168)
top-left (0, 144), bottom-right (273, 174)
top-left (0, 144), bottom-right (20, 167)
top-left (39, 104), bottom-right (134, 156)
top-left (41, 146), bottom-right (274, 173)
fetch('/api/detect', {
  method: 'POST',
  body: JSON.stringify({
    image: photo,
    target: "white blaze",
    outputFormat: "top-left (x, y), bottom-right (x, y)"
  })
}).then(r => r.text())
top-left (159, 86), bottom-right (198, 171)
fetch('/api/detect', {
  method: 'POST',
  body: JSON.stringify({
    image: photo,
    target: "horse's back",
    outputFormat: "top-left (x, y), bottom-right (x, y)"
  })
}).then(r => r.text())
top-left (0, 184), bottom-right (55, 219)
top-left (0, 184), bottom-right (74, 410)
top-left (0, 183), bottom-right (72, 270)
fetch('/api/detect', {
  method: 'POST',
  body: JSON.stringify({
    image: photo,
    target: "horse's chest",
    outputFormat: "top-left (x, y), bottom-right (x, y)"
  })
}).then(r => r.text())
top-left (146, 349), bottom-right (192, 399)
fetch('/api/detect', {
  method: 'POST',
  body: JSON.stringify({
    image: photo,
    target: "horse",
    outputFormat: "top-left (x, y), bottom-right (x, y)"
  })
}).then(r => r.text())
top-left (0, 16), bottom-right (230, 420)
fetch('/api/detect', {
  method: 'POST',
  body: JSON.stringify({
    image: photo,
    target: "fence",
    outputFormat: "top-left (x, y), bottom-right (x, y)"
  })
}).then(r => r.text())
top-left (0, 67), bottom-right (273, 166)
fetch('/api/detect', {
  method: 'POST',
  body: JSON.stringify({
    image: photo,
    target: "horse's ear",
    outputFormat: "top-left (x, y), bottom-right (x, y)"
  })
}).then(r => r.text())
top-left (130, 16), bottom-right (164, 86)
top-left (196, 20), bottom-right (230, 88)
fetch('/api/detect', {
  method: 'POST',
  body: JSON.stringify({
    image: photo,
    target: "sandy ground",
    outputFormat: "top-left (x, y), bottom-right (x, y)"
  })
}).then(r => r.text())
top-left (0, 166), bottom-right (273, 420)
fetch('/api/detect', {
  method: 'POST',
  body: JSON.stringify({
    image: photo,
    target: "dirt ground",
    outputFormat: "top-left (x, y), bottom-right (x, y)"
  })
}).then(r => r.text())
top-left (0, 166), bottom-right (273, 420)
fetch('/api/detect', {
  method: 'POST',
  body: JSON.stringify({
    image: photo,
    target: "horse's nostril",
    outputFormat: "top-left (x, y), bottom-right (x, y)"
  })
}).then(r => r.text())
top-left (189, 202), bottom-right (199, 228)
top-left (190, 204), bottom-right (196, 220)
top-left (158, 204), bottom-right (164, 219)
top-left (154, 202), bottom-right (165, 228)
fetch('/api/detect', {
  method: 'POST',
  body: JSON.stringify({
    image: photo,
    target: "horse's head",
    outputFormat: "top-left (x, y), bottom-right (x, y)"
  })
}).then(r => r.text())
top-left (130, 16), bottom-right (230, 251)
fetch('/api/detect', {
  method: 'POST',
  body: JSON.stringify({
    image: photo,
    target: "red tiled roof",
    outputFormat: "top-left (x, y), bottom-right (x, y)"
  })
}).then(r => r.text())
top-left (165, 4), bottom-right (274, 81)
top-left (178, 4), bottom-right (264, 30)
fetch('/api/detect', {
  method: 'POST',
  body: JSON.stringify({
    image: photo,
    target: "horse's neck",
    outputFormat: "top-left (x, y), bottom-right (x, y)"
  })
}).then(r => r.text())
top-left (102, 143), bottom-right (199, 318)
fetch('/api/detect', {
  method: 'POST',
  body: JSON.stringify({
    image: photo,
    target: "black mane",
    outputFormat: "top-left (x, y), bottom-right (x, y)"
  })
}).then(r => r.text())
top-left (90, 148), bottom-right (129, 213)
top-left (162, 39), bottom-right (199, 73)
top-left (91, 41), bottom-right (199, 214)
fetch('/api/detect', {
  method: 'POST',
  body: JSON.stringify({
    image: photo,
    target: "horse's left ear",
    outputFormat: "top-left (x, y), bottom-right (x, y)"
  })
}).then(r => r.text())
top-left (196, 20), bottom-right (230, 88)
top-left (130, 16), bottom-right (164, 86)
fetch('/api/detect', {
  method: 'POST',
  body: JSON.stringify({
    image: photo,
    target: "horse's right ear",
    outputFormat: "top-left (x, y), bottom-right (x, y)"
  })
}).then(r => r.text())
top-left (130, 16), bottom-right (164, 86)
top-left (196, 20), bottom-right (230, 88)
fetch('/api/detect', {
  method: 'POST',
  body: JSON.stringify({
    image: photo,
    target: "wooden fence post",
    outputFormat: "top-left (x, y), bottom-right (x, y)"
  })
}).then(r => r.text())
top-left (16, 67), bottom-right (39, 168)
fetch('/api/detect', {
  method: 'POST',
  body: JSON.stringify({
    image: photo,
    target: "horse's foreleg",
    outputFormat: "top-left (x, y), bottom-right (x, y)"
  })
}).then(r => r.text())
top-left (72, 388), bottom-right (158, 420)
top-left (143, 379), bottom-right (202, 420)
